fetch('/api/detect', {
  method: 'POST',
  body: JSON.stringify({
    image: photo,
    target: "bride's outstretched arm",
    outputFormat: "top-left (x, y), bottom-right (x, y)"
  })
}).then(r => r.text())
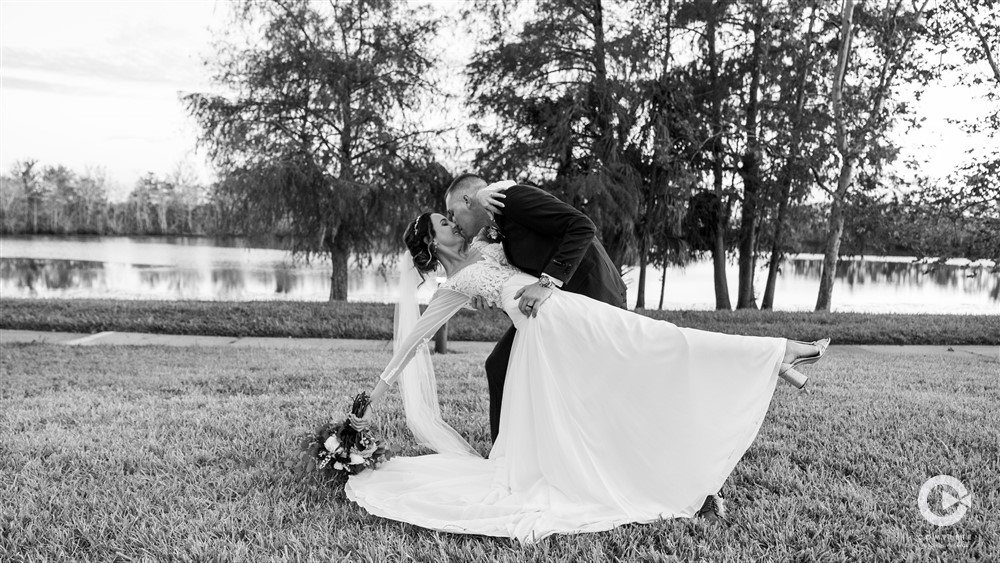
top-left (358, 288), bottom-right (470, 414)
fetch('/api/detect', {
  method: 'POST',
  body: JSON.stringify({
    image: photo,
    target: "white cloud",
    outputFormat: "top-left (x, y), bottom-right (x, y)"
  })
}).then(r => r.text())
top-left (1, 0), bottom-right (225, 187)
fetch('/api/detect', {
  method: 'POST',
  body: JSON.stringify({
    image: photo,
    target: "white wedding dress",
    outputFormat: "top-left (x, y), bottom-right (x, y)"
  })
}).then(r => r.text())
top-left (346, 242), bottom-right (784, 543)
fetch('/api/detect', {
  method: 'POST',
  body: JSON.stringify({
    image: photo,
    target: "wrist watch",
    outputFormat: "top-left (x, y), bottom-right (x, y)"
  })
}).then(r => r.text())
top-left (538, 274), bottom-right (556, 289)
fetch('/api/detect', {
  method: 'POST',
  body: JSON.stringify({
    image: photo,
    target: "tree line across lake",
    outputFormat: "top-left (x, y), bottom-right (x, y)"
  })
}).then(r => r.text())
top-left (0, 160), bottom-right (993, 263)
top-left (3, 0), bottom-right (998, 311)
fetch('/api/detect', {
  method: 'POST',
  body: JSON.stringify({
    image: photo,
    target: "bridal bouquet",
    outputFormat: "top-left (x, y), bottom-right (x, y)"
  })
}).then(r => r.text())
top-left (295, 392), bottom-right (392, 481)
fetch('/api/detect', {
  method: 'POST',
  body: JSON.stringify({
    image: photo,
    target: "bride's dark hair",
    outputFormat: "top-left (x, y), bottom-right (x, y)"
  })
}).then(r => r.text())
top-left (405, 213), bottom-right (439, 274)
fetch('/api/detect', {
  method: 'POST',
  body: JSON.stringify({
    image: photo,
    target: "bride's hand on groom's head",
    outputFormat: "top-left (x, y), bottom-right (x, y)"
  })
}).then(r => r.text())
top-left (476, 180), bottom-right (515, 214)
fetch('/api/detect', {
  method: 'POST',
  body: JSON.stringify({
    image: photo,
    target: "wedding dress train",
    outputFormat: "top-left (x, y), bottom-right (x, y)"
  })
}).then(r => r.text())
top-left (346, 245), bottom-right (784, 543)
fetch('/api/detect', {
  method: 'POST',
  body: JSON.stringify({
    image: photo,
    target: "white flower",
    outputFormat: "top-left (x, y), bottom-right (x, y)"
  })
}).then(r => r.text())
top-left (333, 461), bottom-right (345, 471)
top-left (349, 453), bottom-right (366, 465)
top-left (323, 435), bottom-right (340, 452)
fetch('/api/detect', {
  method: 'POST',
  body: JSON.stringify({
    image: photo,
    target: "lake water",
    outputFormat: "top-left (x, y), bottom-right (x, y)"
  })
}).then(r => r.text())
top-left (1, 235), bottom-right (997, 315)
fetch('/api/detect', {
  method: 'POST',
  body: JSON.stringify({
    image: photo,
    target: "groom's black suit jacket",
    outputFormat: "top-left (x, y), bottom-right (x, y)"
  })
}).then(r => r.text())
top-left (493, 184), bottom-right (627, 307)
top-left (484, 183), bottom-right (627, 442)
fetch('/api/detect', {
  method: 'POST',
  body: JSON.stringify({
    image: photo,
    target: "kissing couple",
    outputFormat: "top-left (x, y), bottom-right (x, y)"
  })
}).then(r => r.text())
top-left (344, 173), bottom-right (829, 543)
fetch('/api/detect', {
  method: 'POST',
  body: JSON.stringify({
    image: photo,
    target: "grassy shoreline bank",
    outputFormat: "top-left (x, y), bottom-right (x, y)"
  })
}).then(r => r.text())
top-left (2, 298), bottom-right (997, 345)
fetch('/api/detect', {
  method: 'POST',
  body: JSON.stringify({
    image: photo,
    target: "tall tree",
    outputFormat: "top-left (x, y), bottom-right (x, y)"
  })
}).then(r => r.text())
top-left (675, 0), bottom-right (739, 310)
top-left (815, 0), bottom-right (932, 311)
top-left (185, 0), bottom-right (441, 300)
top-left (760, 0), bottom-right (828, 310)
top-left (12, 160), bottom-right (41, 234)
top-left (40, 165), bottom-right (78, 233)
top-left (76, 167), bottom-right (110, 234)
top-left (733, 0), bottom-right (766, 309)
top-left (922, 0), bottom-right (1000, 257)
top-left (465, 0), bottom-right (642, 269)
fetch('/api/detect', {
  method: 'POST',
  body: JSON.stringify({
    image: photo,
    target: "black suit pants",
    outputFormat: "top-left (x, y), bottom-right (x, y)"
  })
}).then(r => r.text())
top-left (485, 325), bottom-right (518, 443)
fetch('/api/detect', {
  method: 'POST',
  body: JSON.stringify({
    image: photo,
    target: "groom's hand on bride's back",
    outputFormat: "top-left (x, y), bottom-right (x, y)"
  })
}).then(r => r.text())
top-left (514, 282), bottom-right (553, 318)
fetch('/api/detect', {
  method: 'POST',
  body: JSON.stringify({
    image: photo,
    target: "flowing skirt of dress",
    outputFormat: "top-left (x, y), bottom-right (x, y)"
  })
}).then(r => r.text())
top-left (346, 273), bottom-right (785, 543)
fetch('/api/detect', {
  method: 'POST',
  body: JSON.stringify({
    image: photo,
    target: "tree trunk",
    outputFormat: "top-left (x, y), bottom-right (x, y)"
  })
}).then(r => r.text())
top-left (736, 4), bottom-right (764, 310)
top-left (711, 209), bottom-right (730, 310)
top-left (816, 0), bottom-right (857, 312)
top-left (815, 158), bottom-right (855, 311)
top-left (761, 181), bottom-right (790, 310)
top-left (588, 0), bottom-right (615, 166)
top-left (635, 233), bottom-right (648, 309)
top-left (658, 261), bottom-right (667, 310)
top-left (328, 243), bottom-right (349, 301)
top-left (707, 3), bottom-right (731, 311)
top-left (736, 150), bottom-right (761, 310)
top-left (763, 5), bottom-right (818, 309)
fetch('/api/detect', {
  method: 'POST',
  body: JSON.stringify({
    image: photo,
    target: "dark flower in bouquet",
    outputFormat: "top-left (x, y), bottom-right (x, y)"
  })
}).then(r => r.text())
top-left (295, 393), bottom-right (392, 482)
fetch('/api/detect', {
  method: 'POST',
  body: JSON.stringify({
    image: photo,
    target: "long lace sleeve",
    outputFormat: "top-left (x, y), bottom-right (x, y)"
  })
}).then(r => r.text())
top-left (379, 288), bottom-right (470, 386)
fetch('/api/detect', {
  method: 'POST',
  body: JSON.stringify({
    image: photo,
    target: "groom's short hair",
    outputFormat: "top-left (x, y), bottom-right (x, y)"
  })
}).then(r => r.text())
top-left (446, 173), bottom-right (488, 197)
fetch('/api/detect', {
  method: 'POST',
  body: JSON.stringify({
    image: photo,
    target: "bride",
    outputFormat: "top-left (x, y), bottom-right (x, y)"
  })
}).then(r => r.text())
top-left (344, 212), bottom-right (829, 543)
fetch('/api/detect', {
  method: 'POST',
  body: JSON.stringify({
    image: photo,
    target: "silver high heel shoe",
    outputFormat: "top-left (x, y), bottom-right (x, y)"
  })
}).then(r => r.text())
top-left (778, 338), bottom-right (831, 389)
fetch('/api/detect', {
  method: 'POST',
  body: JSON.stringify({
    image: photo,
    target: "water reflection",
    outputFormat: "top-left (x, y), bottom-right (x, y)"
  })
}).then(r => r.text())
top-left (0, 256), bottom-right (440, 303)
top-left (617, 254), bottom-right (998, 315)
top-left (787, 258), bottom-right (996, 298)
top-left (0, 236), bottom-right (996, 314)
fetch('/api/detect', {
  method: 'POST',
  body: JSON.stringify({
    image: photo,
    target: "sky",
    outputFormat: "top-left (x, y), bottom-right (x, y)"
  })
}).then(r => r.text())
top-left (0, 0), bottom-right (994, 199)
top-left (1, 1), bottom-right (233, 197)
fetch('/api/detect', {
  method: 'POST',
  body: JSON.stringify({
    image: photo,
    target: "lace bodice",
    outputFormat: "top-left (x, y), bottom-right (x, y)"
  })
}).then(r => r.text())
top-left (440, 241), bottom-right (521, 307)
top-left (378, 241), bottom-right (518, 388)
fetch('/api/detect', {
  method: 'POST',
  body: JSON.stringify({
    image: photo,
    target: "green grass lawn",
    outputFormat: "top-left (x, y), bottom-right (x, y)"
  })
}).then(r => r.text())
top-left (2, 343), bottom-right (997, 561)
top-left (3, 297), bottom-right (999, 344)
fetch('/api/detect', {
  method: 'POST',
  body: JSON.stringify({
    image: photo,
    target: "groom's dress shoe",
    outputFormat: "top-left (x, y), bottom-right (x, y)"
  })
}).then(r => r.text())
top-left (696, 493), bottom-right (727, 522)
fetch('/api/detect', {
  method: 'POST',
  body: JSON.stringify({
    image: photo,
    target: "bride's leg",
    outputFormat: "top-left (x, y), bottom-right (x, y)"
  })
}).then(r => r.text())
top-left (778, 338), bottom-right (831, 389)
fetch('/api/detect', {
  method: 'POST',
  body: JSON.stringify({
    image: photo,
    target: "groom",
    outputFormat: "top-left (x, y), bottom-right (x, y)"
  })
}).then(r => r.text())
top-left (444, 173), bottom-right (628, 443)
top-left (445, 174), bottom-right (727, 521)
